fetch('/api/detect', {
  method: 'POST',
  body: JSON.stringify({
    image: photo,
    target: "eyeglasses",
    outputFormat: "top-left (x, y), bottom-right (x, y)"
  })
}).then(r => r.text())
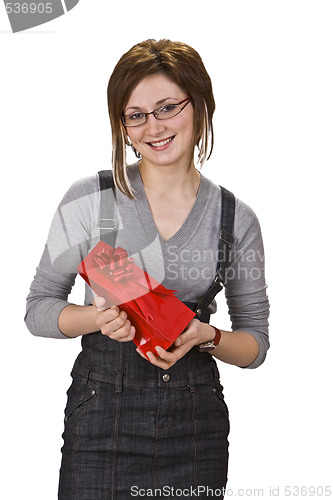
top-left (121, 97), bottom-right (192, 127)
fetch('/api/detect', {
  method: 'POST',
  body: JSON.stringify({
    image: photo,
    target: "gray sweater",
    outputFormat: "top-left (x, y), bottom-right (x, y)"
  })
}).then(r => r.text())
top-left (25, 164), bottom-right (270, 368)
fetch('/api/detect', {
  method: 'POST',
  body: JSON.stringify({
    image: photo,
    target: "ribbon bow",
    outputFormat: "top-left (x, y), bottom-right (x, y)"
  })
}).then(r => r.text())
top-left (92, 245), bottom-right (174, 322)
top-left (93, 247), bottom-right (135, 283)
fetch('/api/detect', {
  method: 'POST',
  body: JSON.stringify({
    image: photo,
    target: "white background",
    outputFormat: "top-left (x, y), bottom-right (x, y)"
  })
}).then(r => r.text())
top-left (1, 1), bottom-right (332, 498)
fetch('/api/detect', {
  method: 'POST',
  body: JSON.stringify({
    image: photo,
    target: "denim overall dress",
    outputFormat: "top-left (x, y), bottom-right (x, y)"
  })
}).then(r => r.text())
top-left (58, 172), bottom-right (235, 500)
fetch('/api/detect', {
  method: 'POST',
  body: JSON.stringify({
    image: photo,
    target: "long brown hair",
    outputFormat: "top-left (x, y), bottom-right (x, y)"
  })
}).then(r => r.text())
top-left (107, 39), bottom-right (215, 198)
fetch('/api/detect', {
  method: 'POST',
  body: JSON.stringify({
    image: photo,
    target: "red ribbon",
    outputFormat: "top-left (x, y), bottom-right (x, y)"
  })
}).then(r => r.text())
top-left (93, 247), bottom-right (134, 283)
top-left (93, 245), bottom-right (175, 322)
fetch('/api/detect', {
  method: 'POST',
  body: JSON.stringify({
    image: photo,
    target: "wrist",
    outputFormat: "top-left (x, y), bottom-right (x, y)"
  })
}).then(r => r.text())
top-left (59, 304), bottom-right (98, 338)
top-left (196, 325), bottom-right (221, 352)
top-left (205, 325), bottom-right (217, 343)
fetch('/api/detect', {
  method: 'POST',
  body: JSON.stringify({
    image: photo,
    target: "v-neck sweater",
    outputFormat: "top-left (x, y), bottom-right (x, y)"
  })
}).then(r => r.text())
top-left (25, 164), bottom-right (269, 368)
top-left (132, 166), bottom-right (210, 251)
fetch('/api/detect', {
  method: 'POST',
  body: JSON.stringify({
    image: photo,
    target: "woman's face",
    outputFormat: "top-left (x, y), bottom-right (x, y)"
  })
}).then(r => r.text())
top-left (124, 73), bottom-right (195, 170)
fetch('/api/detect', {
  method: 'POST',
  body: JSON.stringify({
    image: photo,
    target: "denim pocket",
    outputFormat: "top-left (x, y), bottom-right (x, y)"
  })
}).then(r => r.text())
top-left (64, 375), bottom-right (100, 422)
top-left (210, 382), bottom-right (229, 416)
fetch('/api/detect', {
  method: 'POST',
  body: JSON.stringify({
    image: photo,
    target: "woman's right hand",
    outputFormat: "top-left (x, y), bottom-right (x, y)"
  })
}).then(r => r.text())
top-left (94, 297), bottom-right (136, 342)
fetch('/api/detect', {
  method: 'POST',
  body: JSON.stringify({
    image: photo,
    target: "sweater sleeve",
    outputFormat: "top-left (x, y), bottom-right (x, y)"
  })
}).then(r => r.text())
top-left (24, 175), bottom-right (100, 338)
top-left (224, 198), bottom-right (270, 369)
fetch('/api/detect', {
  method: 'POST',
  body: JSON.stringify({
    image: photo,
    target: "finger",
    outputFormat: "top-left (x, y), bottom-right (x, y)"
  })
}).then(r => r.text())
top-left (173, 329), bottom-right (197, 347)
top-left (156, 343), bottom-right (193, 364)
top-left (95, 305), bottom-right (119, 329)
top-left (116, 324), bottom-right (136, 342)
top-left (174, 332), bottom-right (187, 347)
top-left (173, 320), bottom-right (202, 346)
top-left (105, 306), bottom-right (122, 324)
top-left (136, 347), bottom-right (148, 360)
top-left (155, 346), bottom-right (179, 362)
top-left (94, 296), bottom-right (106, 311)
top-left (145, 347), bottom-right (180, 369)
top-left (102, 313), bottom-right (128, 335)
top-left (103, 320), bottom-right (135, 341)
top-left (145, 350), bottom-right (166, 367)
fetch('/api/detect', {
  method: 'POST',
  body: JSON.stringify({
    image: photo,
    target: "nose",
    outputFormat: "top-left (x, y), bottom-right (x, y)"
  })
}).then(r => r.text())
top-left (145, 114), bottom-right (166, 136)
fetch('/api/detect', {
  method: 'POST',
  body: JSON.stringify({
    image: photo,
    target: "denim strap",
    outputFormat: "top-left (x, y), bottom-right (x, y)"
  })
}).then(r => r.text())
top-left (193, 186), bottom-right (235, 321)
top-left (98, 170), bottom-right (117, 247)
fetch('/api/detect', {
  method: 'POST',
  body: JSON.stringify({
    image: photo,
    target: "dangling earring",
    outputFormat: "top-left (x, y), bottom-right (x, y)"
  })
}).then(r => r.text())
top-left (131, 144), bottom-right (142, 159)
top-left (127, 132), bottom-right (142, 159)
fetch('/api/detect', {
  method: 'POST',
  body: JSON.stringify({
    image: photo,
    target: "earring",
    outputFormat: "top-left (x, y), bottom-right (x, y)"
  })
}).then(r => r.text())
top-left (130, 144), bottom-right (142, 159)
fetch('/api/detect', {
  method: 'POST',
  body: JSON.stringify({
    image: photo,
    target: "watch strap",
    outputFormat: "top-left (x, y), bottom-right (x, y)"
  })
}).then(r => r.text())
top-left (197, 326), bottom-right (221, 352)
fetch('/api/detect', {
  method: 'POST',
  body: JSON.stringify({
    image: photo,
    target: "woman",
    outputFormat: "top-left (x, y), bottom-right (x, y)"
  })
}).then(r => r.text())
top-left (25, 39), bottom-right (269, 499)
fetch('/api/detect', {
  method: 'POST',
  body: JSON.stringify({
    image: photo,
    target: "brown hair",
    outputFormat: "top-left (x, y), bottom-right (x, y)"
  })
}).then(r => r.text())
top-left (107, 39), bottom-right (215, 198)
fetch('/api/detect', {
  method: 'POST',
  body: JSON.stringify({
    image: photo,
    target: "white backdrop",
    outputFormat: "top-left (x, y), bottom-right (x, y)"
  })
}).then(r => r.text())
top-left (1, 1), bottom-right (332, 498)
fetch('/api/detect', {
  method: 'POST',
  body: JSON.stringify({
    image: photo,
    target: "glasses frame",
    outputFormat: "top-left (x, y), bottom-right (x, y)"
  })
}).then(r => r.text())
top-left (121, 97), bottom-right (192, 127)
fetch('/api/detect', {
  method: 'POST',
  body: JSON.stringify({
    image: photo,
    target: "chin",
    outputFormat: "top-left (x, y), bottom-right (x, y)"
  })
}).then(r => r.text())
top-left (144, 149), bottom-right (192, 168)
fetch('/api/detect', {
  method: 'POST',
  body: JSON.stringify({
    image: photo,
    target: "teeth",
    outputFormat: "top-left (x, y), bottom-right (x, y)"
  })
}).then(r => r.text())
top-left (150, 137), bottom-right (173, 147)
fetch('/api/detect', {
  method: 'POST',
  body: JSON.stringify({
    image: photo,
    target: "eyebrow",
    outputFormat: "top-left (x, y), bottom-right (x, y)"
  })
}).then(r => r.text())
top-left (125, 97), bottom-right (178, 113)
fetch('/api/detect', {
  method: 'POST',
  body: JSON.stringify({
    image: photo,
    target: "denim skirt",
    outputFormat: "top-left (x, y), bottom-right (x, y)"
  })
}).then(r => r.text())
top-left (58, 332), bottom-right (230, 499)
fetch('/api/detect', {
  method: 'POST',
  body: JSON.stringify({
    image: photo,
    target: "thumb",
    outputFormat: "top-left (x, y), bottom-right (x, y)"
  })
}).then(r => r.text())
top-left (94, 296), bottom-right (106, 311)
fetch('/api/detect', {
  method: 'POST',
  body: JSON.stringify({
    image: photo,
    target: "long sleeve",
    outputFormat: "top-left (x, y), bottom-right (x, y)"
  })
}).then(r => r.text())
top-left (24, 175), bottom-right (100, 338)
top-left (224, 198), bottom-right (270, 368)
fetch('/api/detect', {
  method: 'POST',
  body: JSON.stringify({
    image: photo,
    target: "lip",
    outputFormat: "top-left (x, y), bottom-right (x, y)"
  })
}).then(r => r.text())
top-left (146, 135), bottom-right (175, 151)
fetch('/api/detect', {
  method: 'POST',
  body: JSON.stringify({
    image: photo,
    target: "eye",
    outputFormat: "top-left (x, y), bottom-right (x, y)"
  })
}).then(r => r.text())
top-left (128, 112), bottom-right (146, 121)
top-left (159, 104), bottom-right (177, 114)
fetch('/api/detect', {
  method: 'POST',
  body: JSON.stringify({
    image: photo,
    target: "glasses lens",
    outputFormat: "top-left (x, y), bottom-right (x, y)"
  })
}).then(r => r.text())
top-left (155, 103), bottom-right (182, 120)
top-left (123, 112), bottom-right (146, 127)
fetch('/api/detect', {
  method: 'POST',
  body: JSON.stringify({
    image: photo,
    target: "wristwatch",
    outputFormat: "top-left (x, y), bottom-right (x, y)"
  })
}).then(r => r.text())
top-left (197, 326), bottom-right (221, 352)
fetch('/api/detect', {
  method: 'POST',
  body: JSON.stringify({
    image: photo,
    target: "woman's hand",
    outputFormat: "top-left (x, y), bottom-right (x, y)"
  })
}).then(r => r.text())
top-left (136, 319), bottom-right (216, 369)
top-left (94, 297), bottom-right (136, 342)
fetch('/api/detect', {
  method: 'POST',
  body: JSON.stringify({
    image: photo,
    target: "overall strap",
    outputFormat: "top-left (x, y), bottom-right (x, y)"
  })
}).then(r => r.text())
top-left (193, 186), bottom-right (235, 321)
top-left (218, 186), bottom-right (235, 284)
top-left (98, 170), bottom-right (117, 247)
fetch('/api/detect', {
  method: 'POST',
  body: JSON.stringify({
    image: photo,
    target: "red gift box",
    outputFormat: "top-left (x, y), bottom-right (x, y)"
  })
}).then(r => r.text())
top-left (77, 241), bottom-right (195, 358)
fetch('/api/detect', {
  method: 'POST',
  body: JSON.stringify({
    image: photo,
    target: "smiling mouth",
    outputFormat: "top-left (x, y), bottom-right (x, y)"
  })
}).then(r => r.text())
top-left (147, 136), bottom-right (175, 147)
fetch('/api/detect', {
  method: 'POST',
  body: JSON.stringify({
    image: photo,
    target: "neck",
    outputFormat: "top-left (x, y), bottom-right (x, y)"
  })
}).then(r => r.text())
top-left (138, 159), bottom-right (200, 196)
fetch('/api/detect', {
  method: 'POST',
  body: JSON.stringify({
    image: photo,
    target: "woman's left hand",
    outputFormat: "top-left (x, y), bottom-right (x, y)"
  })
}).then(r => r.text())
top-left (136, 319), bottom-right (216, 369)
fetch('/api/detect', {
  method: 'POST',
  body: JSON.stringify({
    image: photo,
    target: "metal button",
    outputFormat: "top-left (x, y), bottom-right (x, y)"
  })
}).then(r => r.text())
top-left (162, 374), bottom-right (170, 382)
top-left (196, 309), bottom-right (202, 316)
top-left (91, 390), bottom-right (96, 396)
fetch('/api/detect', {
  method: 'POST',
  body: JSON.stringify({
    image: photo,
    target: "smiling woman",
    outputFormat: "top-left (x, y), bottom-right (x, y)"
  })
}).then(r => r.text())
top-left (107, 39), bottom-right (215, 198)
top-left (25, 38), bottom-right (269, 500)
top-left (124, 74), bottom-right (195, 172)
